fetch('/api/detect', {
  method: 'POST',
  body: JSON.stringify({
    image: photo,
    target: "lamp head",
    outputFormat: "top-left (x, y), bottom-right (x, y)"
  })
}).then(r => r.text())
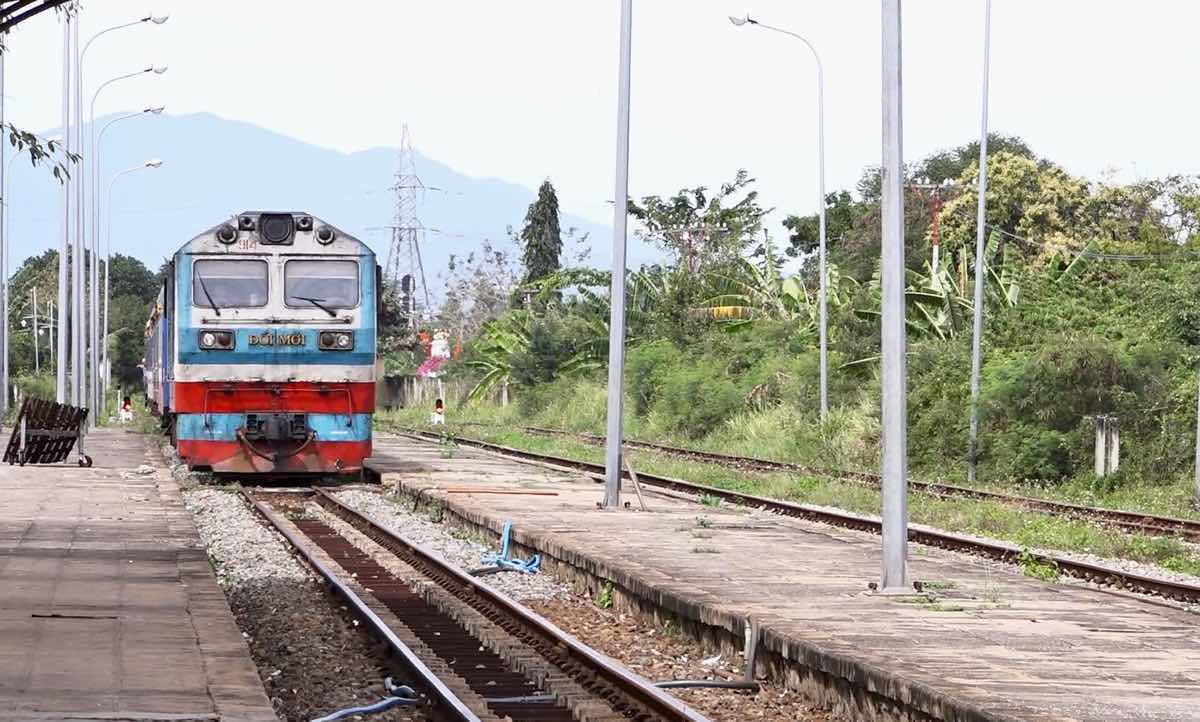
top-left (728, 14), bottom-right (757, 27)
top-left (145, 106), bottom-right (165, 114)
top-left (149, 13), bottom-right (169, 24)
top-left (144, 159), bottom-right (163, 168)
top-left (151, 65), bottom-right (168, 75)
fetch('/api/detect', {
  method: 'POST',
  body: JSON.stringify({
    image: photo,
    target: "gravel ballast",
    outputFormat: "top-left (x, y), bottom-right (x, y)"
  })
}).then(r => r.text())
top-left (334, 487), bottom-right (839, 721)
top-left (185, 488), bottom-right (426, 722)
top-left (335, 488), bottom-right (570, 602)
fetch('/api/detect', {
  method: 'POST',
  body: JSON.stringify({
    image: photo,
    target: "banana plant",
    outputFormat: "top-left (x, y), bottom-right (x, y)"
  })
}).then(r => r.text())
top-left (465, 312), bottom-right (532, 403)
top-left (855, 230), bottom-right (1020, 344)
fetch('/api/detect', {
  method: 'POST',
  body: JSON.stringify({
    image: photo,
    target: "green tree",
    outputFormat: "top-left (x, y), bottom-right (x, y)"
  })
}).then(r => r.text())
top-left (629, 169), bottom-right (769, 273)
top-left (914, 133), bottom-right (1035, 186)
top-left (107, 253), bottom-right (157, 300)
top-left (518, 180), bottom-right (563, 290)
top-left (782, 190), bottom-right (865, 258)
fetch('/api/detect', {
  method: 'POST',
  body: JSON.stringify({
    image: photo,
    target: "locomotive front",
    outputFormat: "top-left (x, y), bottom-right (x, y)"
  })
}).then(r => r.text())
top-left (170, 211), bottom-right (376, 475)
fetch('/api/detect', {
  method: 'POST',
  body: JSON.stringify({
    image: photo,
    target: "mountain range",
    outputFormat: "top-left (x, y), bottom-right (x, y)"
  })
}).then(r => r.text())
top-left (10, 112), bottom-right (633, 293)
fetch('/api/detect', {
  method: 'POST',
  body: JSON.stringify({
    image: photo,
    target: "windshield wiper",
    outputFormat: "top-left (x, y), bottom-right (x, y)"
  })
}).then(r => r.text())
top-left (289, 295), bottom-right (337, 318)
top-left (196, 273), bottom-right (221, 316)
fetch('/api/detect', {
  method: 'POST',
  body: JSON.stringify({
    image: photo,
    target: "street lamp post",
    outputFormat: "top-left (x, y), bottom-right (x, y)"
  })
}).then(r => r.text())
top-left (102, 159), bottom-right (162, 414)
top-left (95, 108), bottom-right (163, 406)
top-left (2, 130), bottom-right (32, 409)
top-left (57, 12), bottom-right (71, 405)
top-left (76, 10), bottom-right (168, 422)
top-left (603, 0), bottom-right (634, 509)
top-left (729, 14), bottom-right (829, 420)
top-left (84, 68), bottom-right (166, 426)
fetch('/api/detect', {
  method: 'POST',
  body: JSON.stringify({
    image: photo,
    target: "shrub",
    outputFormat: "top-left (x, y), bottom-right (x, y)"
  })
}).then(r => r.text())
top-left (625, 340), bottom-right (685, 416)
top-left (649, 357), bottom-right (743, 438)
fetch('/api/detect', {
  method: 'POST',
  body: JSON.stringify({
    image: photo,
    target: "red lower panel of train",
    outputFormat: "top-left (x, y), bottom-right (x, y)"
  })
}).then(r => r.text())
top-left (177, 438), bottom-right (371, 475)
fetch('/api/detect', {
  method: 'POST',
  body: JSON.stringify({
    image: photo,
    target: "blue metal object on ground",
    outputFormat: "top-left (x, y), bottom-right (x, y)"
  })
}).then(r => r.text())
top-left (310, 678), bottom-right (419, 722)
top-left (481, 520), bottom-right (541, 573)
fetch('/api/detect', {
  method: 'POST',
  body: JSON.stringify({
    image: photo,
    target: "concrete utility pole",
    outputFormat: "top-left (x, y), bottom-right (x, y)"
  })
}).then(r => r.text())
top-left (878, 0), bottom-right (909, 594)
top-left (603, 0), bottom-right (634, 509)
top-left (56, 13), bottom-right (70, 404)
top-left (967, 0), bottom-right (993, 484)
top-left (727, 14), bottom-right (829, 420)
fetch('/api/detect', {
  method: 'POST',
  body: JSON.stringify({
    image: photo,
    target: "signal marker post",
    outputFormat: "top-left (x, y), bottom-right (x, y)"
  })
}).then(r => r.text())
top-left (603, 0), bottom-right (634, 510)
top-left (878, 0), bottom-right (909, 594)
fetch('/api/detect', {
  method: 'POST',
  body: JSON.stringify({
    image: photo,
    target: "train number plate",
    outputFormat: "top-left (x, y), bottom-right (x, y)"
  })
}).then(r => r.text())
top-left (249, 332), bottom-right (305, 347)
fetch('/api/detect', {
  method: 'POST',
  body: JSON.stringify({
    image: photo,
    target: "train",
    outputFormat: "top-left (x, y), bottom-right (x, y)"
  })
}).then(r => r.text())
top-left (144, 211), bottom-right (378, 476)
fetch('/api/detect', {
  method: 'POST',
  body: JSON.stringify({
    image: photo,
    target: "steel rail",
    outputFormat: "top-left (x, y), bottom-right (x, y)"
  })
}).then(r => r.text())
top-left (515, 425), bottom-right (1200, 543)
top-left (400, 429), bottom-right (1200, 606)
top-left (310, 487), bottom-right (711, 722)
top-left (241, 489), bottom-right (483, 722)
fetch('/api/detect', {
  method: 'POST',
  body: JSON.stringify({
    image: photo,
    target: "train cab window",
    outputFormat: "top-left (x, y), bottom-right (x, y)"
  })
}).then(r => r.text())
top-left (192, 259), bottom-right (269, 309)
top-left (285, 259), bottom-right (359, 309)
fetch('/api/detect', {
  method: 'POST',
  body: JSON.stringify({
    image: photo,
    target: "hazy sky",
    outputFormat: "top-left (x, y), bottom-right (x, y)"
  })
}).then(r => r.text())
top-left (6, 1), bottom-right (1199, 246)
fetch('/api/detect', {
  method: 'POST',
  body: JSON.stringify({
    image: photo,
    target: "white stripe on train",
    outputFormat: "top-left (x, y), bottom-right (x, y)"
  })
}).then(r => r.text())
top-left (172, 363), bottom-right (375, 383)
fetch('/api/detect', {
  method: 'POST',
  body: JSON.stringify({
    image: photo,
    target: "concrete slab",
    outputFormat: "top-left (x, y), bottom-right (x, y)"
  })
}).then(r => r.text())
top-left (0, 428), bottom-right (275, 721)
top-left (368, 433), bottom-right (1200, 722)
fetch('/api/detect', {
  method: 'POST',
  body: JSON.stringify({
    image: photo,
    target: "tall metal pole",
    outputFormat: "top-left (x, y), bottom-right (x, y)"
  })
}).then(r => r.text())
top-left (96, 108), bottom-right (164, 403)
top-left (1194, 369), bottom-right (1200, 508)
top-left (32, 287), bottom-right (39, 374)
top-left (0, 51), bottom-right (8, 416)
top-left (56, 13), bottom-right (70, 404)
top-left (815, 50), bottom-right (828, 420)
top-left (47, 301), bottom-right (54, 369)
top-left (72, 17), bottom-right (85, 412)
top-left (967, 0), bottom-right (993, 484)
top-left (878, 0), bottom-right (909, 593)
top-left (603, 0), bottom-right (633, 509)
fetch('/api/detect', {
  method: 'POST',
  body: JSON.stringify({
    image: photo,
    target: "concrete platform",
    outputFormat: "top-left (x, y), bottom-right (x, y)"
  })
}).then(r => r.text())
top-left (0, 427), bottom-right (275, 721)
top-left (368, 433), bottom-right (1200, 722)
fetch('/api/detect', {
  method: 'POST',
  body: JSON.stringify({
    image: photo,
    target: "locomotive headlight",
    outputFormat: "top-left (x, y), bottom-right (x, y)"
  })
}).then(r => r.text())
top-left (319, 331), bottom-right (354, 351)
top-left (259, 213), bottom-right (295, 244)
top-left (200, 330), bottom-right (234, 349)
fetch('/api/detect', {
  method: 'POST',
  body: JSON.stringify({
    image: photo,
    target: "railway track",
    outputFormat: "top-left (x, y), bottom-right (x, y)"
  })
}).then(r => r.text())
top-left (402, 429), bottom-right (1200, 607)
top-left (510, 425), bottom-right (1200, 544)
top-left (245, 486), bottom-right (709, 722)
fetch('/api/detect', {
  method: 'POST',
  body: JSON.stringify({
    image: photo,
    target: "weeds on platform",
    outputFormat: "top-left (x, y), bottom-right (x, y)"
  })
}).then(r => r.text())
top-left (1017, 550), bottom-right (1060, 582)
top-left (594, 581), bottom-right (614, 609)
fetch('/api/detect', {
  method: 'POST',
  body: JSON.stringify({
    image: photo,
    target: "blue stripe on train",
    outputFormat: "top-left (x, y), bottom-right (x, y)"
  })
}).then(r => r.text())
top-left (177, 327), bottom-right (375, 365)
top-left (176, 412), bottom-right (373, 442)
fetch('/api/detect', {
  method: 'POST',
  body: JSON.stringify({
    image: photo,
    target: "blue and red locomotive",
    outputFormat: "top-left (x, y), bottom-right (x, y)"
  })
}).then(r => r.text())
top-left (144, 211), bottom-right (378, 475)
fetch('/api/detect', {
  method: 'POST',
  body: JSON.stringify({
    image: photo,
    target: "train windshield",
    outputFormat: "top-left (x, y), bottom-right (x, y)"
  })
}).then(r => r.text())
top-left (192, 259), bottom-right (269, 309)
top-left (285, 259), bottom-right (359, 309)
